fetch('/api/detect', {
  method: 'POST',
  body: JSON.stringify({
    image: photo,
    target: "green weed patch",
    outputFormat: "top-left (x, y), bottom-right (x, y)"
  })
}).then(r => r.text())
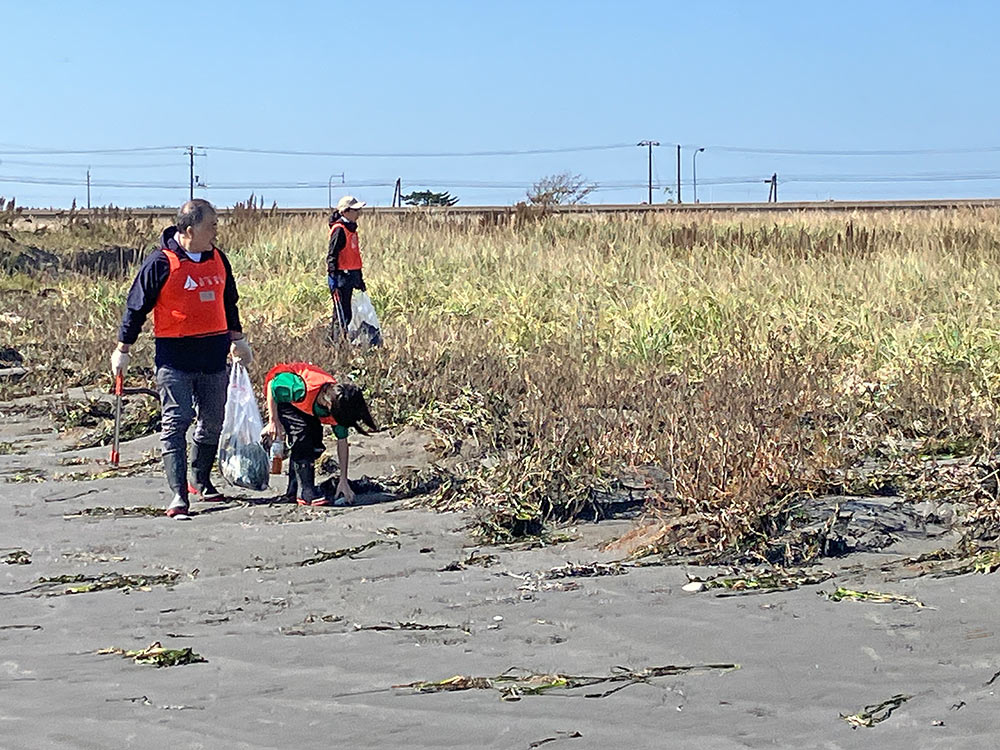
top-left (881, 545), bottom-right (1000, 579)
top-left (2, 468), bottom-right (45, 483)
top-left (543, 561), bottom-right (627, 579)
top-left (688, 568), bottom-right (834, 594)
top-left (3, 549), bottom-right (30, 565)
top-left (842, 694), bottom-right (912, 728)
top-left (38, 571), bottom-right (180, 595)
top-left (439, 550), bottom-right (499, 571)
top-left (54, 454), bottom-right (160, 482)
top-left (394, 663), bottom-right (739, 701)
top-left (98, 641), bottom-right (206, 668)
top-left (64, 505), bottom-right (165, 519)
top-left (353, 621), bottom-right (469, 634)
top-left (296, 540), bottom-right (398, 567)
top-left (826, 587), bottom-right (925, 608)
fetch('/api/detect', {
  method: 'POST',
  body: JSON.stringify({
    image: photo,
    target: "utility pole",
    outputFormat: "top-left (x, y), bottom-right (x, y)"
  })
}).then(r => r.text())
top-left (186, 146), bottom-right (208, 200)
top-left (636, 141), bottom-right (659, 204)
top-left (676, 145), bottom-right (682, 204)
top-left (392, 178), bottom-right (402, 207)
top-left (764, 173), bottom-right (778, 202)
top-left (86, 168), bottom-right (91, 211)
top-left (188, 146), bottom-right (194, 200)
top-left (692, 148), bottom-right (705, 203)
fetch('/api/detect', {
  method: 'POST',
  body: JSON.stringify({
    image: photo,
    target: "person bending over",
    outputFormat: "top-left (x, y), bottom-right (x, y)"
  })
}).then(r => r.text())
top-left (262, 362), bottom-right (376, 506)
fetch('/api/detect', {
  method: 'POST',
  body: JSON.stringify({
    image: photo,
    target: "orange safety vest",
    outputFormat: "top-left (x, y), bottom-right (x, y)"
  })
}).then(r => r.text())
top-left (152, 248), bottom-right (229, 338)
top-left (265, 362), bottom-right (340, 425)
top-left (329, 220), bottom-right (362, 271)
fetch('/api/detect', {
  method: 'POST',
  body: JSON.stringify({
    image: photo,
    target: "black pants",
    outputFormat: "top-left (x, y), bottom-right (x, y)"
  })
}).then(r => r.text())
top-left (276, 403), bottom-right (325, 462)
top-left (329, 269), bottom-right (363, 332)
top-left (334, 284), bottom-right (354, 330)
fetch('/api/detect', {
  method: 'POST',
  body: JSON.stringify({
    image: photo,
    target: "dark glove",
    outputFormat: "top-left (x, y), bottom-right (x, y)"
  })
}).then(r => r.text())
top-left (357, 271), bottom-right (367, 293)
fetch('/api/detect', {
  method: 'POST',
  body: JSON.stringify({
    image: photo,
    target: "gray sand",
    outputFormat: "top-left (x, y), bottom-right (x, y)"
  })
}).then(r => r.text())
top-left (2, 399), bottom-right (999, 749)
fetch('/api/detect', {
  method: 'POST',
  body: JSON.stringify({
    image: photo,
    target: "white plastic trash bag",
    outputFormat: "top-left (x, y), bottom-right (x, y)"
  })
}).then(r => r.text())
top-left (348, 291), bottom-right (383, 346)
top-left (218, 362), bottom-right (269, 490)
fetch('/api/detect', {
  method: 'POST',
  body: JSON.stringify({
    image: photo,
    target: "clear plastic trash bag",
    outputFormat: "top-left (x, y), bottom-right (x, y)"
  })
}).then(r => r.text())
top-left (218, 362), bottom-right (269, 490)
top-left (348, 291), bottom-right (383, 347)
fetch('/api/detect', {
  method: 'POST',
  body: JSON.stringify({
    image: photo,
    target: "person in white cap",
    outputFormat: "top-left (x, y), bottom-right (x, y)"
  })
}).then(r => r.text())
top-left (327, 195), bottom-right (368, 337)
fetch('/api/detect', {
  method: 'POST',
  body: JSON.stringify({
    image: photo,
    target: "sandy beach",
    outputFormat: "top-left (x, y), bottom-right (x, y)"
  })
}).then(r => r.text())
top-left (2, 393), bottom-right (999, 750)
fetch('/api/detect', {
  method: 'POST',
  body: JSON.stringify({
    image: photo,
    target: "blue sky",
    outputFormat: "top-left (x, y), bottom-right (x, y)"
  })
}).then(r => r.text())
top-left (2, 1), bottom-right (998, 207)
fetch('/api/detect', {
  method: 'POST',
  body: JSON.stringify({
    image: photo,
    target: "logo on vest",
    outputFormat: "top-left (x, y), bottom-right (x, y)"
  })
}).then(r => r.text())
top-left (183, 276), bottom-right (198, 290)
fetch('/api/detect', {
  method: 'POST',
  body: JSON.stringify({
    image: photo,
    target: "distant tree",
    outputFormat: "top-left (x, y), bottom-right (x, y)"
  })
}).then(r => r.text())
top-left (527, 172), bottom-right (596, 206)
top-left (402, 190), bottom-right (459, 207)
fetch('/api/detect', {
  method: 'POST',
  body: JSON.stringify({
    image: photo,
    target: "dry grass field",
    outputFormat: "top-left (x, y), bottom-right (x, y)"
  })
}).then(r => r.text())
top-left (4, 204), bottom-right (1000, 559)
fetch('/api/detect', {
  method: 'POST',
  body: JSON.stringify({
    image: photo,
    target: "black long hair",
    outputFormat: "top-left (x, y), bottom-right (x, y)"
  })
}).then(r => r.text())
top-left (329, 382), bottom-right (377, 435)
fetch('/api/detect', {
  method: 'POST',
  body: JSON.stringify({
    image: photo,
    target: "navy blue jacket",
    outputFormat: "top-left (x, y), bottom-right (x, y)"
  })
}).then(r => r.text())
top-left (118, 227), bottom-right (242, 373)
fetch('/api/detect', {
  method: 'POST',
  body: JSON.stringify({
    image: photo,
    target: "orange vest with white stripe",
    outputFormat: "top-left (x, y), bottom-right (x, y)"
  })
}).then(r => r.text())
top-left (152, 248), bottom-right (229, 338)
top-left (329, 221), bottom-right (362, 271)
top-left (265, 362), bottom-right (339, 425)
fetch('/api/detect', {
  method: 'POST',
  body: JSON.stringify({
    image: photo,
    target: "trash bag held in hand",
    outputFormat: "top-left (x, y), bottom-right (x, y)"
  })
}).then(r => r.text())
top-left (348, 291), bottom-right (383, 347)
top-left (218, 362), bottom-right (269, 490)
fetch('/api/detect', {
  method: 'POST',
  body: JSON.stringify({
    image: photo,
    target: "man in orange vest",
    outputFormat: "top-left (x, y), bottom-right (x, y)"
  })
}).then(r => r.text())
top-left (327, 195), bottom-right (367, 337)
top-left (111, 199), bottom-right (252, 520)
top-left (262, 362), bottom-right (376, 506)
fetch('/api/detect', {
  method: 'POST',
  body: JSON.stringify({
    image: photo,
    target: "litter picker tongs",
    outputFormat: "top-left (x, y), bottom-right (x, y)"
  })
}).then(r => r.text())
top-left (110, 373), bottom-right (123, 467)
top-left (107, 377), bottom-right (157, 467)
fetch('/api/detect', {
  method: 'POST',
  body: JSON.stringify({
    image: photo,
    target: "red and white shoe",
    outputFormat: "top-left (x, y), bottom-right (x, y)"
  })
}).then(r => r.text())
top-left (188, 483), bottom-right (225, 502)
top-left (166, 496), bottom-right (191, 520)
top-left (297, 495), bottom-right (335, 507)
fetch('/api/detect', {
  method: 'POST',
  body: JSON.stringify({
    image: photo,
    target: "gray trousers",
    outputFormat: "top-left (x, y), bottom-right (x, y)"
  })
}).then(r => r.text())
top-left (156, 365), bottom-right (228, 496)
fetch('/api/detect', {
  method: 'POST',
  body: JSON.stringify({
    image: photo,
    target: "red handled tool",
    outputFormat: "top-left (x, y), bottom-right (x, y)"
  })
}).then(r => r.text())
top-left (110, 372), bottom-right (123, 467)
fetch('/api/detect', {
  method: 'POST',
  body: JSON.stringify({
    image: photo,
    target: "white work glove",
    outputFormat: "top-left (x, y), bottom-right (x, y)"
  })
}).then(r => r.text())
top-left (230, 337), bottom-right (253, 366)
top-left (110, 348), bottom-right (130, 376)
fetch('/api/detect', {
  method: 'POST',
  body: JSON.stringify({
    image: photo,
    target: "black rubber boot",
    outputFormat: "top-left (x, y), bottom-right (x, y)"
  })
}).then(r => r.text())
top-left (282, 459), bottom-right (298, 502)
top-left (163, 449), bottom-right (190, 518)
top-left (190, 442), bottom-right (223, 500)
top-left (292, 460), bottom-right (323, 506)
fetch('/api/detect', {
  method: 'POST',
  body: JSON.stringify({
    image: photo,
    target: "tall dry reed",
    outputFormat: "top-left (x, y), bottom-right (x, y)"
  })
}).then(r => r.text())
top-left (4, 206), bottom-right (1000, 554)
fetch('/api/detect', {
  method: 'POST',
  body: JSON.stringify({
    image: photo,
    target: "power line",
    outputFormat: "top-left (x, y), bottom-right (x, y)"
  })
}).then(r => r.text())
top-left (6, 140), bottom-right (1000, 160)
top-left (0, 158), bottom-right (182, 169)
top-left (783, 172), bottom-right (1000, 184)
top-left (0, 141), bottom-right (635, 160)
top-left (203, 143), bottom-right (635, 158)
top-left (8, 173), bottom-right (1000, 192)
top-left (705, 145), bottom-right (1000, 156)
top-left (0, 145), bottom-right (183, 155)
top-left (0, 175), bottom-right (186, 188)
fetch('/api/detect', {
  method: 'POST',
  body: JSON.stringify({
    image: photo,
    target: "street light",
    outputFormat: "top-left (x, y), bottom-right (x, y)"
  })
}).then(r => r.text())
top-left (636, 140), bottom-right (659, 204)
top-left (328, 172), bottom-right (345, 209)
top-left (692, 147), bottom-right (705, 203)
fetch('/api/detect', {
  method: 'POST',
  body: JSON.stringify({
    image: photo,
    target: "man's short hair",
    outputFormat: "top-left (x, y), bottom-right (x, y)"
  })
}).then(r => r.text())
top-left (177, 199), bottom-right (217, 232)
